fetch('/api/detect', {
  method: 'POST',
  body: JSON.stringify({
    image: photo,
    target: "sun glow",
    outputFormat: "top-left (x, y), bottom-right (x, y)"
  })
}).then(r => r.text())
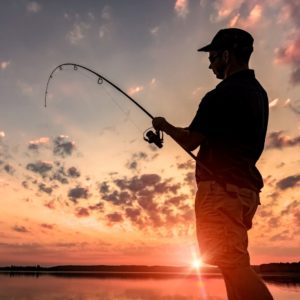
top-left (191, 258), bottom-right (202, 269)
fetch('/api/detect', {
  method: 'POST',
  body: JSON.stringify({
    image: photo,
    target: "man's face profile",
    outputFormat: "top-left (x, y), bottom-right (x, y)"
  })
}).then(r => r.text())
top-left (208, 50), bottom-right (226, 80)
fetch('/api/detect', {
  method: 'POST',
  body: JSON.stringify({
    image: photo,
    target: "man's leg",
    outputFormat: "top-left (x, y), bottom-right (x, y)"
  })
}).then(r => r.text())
top-left (219, 187), bottom-right (273, 300)
top-left (195, 182), bottom-right (273, 300)
top-left (221, 270), bottom-right (239, 300)
top-left (221, 267), bottom-right (273, 300)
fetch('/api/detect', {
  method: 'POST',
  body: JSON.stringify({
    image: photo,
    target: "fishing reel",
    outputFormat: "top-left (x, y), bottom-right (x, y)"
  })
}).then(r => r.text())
top-left (143, 128), bottom-right (163, 148)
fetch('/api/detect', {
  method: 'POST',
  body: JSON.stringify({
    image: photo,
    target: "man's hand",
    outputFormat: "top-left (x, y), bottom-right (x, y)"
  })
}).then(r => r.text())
top-left (152, 117), bottom-right (168, 132)
top-left (152, 117), bottom-right (204, 151)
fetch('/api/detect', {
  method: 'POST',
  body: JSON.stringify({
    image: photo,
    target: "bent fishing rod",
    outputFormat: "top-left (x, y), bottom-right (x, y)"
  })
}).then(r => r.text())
top-left (44, 63), bottom-right (213, 176)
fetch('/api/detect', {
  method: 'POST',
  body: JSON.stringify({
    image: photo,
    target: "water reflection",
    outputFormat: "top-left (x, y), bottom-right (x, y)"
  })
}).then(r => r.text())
top-left (0, 274), bottom-right (299, 300)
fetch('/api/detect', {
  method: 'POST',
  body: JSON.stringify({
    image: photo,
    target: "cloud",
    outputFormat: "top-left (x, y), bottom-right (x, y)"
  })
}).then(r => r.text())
top-left (88, 202), bottom-right (104, 211)
top-left (96, 172), bottom-right (194, 234)
top-left (214, 0), bottom-right (243, 20)
top-left (53, 135), bottom-right (76, 157)
top-left (44, 200), bottom-right (55, 209)
top-left (150, 26), bottom-right (159, 36)
top-left (269, 98), bottom-right (279, 108)
top-left (114, 174), bottom-right (161, 192)
top-left (150, 78), bottom-right (158, 88)
top-left (98, 6), bottom-right (112, 39)
top-left (75, 207), bottom-right (90, 218)
top-left (26, 161), bottom-right (53, 175)
top-left (99, 25), bottom-right (109, 38)
top-left (0, 61), bottom-right (10, 70)
top-left (177, 159), bottom-right (194, 170)
top-left (274, 1), bottom-right (300, 85)
top-left (66, 22), bottom-right (90, 45)
top-left (67, 166), bottom-right (80, 178)
top-left (98, 181), bottom-right (110, 194)
top-left (101, 5), bottom-right (111, 20)
top-left (102, 190), bottom-right (132, 206)
top-left (12, 225), bottom-right (29, 233)
top-left (41, 223), bottom-right (55, 230)
top-left (281, 200), bottom-right (300, 216)
top-left (126, 152), bottom-right (148, 170)
top-left (68, 186), bottom-right (89, 202)
top-left (106, 212), bottom-right (123, 224)
top-left (270, 230), bottom-right (290, 241)
top-left (4, 164), bottom-right (15, 175)
top-left (50, 166), bottom-right (69, 184)
top-left (294, 210), bottom-right (300, 226)
top-left (128, 85), bottom-right (144, 96)
top-left (26, 1), bottom-right (41, 13)
top-left (266, 131), bottom-right (300, 149)
top-left (276, 174), bottom-right (300, 190)
top-left (38, 183), bottom-right (53, 194)
top-left (28, 137), bottom-right (50, 152)
top-left (125, 207), bottom-right (143, 227)
top-left (229, 4), bottom-right (263, 28)
top-left (275, 37), bottom-right (300, 65)
top-left (175, 0), bottom-right (189, 18)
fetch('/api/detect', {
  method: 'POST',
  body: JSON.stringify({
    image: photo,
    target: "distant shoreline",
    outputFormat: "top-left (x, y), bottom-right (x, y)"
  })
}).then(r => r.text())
top-left (1, 263), bottom-right (300, 283)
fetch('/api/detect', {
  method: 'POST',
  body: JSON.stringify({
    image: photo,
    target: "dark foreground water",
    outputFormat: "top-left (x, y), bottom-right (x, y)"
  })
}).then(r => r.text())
top-left (0, 274), bottom-right (299, 300)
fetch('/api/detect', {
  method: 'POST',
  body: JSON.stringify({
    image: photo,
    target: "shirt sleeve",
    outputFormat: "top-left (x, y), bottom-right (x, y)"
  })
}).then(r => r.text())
top-left (188, 93), bottom-right (212, 136)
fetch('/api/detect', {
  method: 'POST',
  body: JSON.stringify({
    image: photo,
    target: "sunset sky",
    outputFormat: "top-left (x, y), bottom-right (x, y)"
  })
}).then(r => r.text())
top-left (0, 0), bottom-right (300, 267)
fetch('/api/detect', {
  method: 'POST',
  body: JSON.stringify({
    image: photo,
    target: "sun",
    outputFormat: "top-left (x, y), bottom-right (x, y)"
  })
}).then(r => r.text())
top-left (191, 258), bottom-right (203, 269)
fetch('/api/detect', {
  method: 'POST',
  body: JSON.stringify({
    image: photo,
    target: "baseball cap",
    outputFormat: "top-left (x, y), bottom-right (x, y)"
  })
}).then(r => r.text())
top-left (198, 28), bottom-right (254, 52)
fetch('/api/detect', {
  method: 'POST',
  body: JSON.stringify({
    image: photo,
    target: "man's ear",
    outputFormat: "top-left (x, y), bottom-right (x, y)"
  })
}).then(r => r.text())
top-left (222, 50), bottom-right (230, 64)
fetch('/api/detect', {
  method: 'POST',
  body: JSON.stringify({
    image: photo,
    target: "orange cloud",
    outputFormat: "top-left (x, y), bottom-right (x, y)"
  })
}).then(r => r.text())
top-left (128, 85), bottom-right (144, 96)
top-left (266, 131), bottom-right (300, 149)
top-left (269, 98), bottom-right (279, 108)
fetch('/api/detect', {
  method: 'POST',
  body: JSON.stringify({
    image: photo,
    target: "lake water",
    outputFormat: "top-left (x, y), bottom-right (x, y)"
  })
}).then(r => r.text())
top-left (0, 274), bottom-right (299, 299)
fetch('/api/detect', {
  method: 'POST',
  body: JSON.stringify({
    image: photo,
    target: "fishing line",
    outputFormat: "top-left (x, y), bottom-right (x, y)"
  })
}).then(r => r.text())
top-left (101, 84), bottom-right (143, 135)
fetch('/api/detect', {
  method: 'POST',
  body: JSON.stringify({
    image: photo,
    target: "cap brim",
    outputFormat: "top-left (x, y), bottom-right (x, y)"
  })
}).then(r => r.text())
top-left (197, 44), bottom-right (213, 52)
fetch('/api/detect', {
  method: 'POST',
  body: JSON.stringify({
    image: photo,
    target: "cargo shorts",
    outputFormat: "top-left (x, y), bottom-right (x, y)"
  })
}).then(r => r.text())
top-left (195, 181), bottom-right (260, 269)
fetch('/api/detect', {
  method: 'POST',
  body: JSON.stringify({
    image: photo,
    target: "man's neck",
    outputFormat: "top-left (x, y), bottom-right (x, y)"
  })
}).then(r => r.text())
top-left (224, 64), bottom-right (249, 79)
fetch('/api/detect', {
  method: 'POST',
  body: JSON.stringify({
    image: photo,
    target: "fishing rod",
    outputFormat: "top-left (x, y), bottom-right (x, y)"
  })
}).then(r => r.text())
top-left (44, 63), bottom-right (213, 175)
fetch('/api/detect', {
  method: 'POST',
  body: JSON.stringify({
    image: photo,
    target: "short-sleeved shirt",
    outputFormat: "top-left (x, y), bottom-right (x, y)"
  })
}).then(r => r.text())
top-left (189, 69), bottom-right (269, 191)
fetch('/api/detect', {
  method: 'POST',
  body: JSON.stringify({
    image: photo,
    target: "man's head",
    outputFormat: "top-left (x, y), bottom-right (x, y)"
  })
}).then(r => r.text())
top-left (198, 28), bottom-right (254, 79)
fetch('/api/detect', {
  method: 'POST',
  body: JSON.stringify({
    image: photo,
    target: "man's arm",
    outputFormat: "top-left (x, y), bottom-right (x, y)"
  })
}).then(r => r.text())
top-left (152, 117), bottom-right (205, 151)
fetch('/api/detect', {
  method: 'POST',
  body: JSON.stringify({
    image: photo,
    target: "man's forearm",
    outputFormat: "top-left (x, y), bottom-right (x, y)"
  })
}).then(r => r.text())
top-left (152, 117), bottom-right (204, 151)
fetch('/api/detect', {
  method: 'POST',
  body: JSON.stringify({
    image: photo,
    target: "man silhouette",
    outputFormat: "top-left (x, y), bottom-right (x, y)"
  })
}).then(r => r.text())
top-left (152, 28), bottom-right (273, 300)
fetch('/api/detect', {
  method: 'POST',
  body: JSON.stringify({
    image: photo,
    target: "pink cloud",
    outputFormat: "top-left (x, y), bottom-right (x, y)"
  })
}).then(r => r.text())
top-left (175, 0), bottom-right (189, 18)
top-left (275, 36), bottom-right (300, 65)
top-left (228, 4), bottom-right (263, 28)
top-left (274, 1), bottom-right (300, 85)
top-left (211, 0), bottom-right (243, 22)
top-left (0, 131), bottom-right (5, 139)
top-left (0, 61), bottom-right (10, 70)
